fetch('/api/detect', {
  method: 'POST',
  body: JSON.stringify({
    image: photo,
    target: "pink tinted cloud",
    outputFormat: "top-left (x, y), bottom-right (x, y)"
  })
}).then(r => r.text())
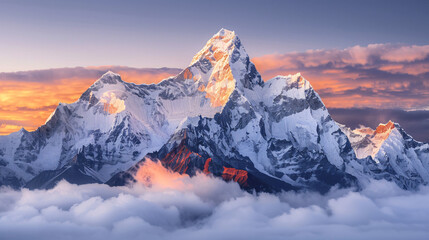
top-left (252, 43), bottom-right (429, 110)
top-left (381, 45), bottom-right (429, 62)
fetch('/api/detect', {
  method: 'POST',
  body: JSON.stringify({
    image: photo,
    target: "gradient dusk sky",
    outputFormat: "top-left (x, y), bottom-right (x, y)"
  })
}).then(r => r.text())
top-left (1, 0), bottom-right (428, 71)
top-left (1, 0), bottom-right (429, 141)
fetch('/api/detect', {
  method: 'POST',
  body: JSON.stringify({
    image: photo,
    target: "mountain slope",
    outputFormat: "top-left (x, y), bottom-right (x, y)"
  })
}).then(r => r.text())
top-left (109, 71), bottom-right (360, 192)
top-left (341, 122), bottom-right (429, 189)
top-left (1, 28), bottom-right (428, 192)
top-left (0, 28), bottom-right (264, 189)
top-left (25, 148), bottom-right (102, 190)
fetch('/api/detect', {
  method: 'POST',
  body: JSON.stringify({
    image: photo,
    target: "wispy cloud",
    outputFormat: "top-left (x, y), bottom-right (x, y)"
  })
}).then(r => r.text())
top-left (252, 43), bottom-right (429, 109)
top-left (1, 162), bottom-right (429, 240)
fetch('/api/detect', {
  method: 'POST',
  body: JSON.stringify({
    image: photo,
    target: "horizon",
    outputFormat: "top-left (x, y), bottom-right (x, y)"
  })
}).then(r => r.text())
top-left (1, 62), bottom-right (428, 142)
top-left (1, 27), bottom-right (428, 141)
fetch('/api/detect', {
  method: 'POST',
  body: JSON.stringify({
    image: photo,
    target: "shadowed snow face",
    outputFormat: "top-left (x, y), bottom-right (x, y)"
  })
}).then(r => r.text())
top-left (1, 162), bottom-right (429, 240)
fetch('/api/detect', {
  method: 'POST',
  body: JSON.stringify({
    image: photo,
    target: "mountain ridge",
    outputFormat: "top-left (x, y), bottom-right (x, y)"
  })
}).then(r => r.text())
top-left (0, 29), bottom-right (428, 192)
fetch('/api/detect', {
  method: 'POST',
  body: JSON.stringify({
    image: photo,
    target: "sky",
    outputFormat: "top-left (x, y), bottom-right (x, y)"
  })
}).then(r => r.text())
top-left (0, 0), bottom-right (428, 141)
top-left (0, 0), bottom-right (428, 71)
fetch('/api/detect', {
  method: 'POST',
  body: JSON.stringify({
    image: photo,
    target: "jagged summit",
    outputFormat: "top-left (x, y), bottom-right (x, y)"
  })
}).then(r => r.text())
top-left (181, 28), bottom-right (263, 107)
top-left (216, 28), bottom-right (235, 37)
top-left (342, 120), bottom-right (416, 162)
top-left (190, 28), bottom-right (237, 65)
top-left (351, 120), bottom-right (396, 138)
top-left (78, 70), bottom-right (126, 108)
top-left (94, 71), bottom-right (123, 85)
top-left (375, 120), bottom-right (395, 134)
top-left (342, 120), bottom-right (429, 188)
top-left (8, 127), bottom-right (28, 137)
top-left (268, 73), bottom-right (311, 90)
top-left (341, 121), bottom-right (397, 159)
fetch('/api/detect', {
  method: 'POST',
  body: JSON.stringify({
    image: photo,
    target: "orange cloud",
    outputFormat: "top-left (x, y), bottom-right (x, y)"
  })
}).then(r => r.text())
top-left (0, 123), bottom-right (24, 135)
top-left (252, 43), bottom-right (429, 110)
top-left (381, 45), bottom-right (429, 62)
top-left (134, 160), bottom-right (190, 190)
top-left (0, 78), bottom-right (92, 133)
top-left (86, 66), bottom-right (180, 85)
top-left (0, 66), bottom-right (181, 135)
top-left (2, 44), bottom-right (428, 136)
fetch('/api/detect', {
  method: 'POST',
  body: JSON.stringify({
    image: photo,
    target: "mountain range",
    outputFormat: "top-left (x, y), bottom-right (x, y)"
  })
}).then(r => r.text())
top-left (1, 29), bottom-right (428, 192)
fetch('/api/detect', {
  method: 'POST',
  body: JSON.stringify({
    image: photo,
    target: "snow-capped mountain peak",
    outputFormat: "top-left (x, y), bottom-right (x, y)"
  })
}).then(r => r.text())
top-left (216, 28), bottom-right (235, 37)
top-left (342, 120), bottom-right (396, 159)
top-left (184, 28), bottom-right (263, 107)
top-left (190, 28), bottom-right (237, 65)
top-left (98, 70), bottom-right (122, 82)
top-left (342, 121), bottom-right (429, 189)
top-left (77, 71), bottom-right (129, 115)
top-left (375, 120), bottom-right (395, 134)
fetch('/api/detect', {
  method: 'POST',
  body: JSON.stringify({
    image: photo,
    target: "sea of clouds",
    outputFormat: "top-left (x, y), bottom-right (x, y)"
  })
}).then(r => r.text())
top-left (1, 161), bottom-right (429, 240)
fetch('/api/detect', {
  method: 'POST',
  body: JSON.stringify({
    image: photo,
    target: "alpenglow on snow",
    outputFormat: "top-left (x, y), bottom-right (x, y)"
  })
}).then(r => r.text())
top-left (1, 29), bottom-right (428, 192)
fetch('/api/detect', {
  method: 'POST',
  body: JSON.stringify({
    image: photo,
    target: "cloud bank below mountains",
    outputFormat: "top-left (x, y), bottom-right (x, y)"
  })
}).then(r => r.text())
top-left (1, 161), bottom-right (429, 240)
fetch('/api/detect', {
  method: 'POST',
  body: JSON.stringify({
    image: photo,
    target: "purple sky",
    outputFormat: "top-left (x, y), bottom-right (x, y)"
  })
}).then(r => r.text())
top-left (0, 0), bottom-right (428, 71)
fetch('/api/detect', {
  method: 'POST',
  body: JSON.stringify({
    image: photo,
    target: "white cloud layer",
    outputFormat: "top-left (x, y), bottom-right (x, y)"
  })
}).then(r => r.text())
top-left (1, 162), bottom-right (429, 240)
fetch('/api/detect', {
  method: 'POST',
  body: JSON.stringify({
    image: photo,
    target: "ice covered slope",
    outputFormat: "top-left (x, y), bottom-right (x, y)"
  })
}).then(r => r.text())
top-left (25, 148), bottom-right (102, 190)
top-left (0, 129), bottom-right (28, 188)
top-left (0, 28), bottom-right (264, 188)
top-left (341, 121), bottom-right (396, 159)
top-left (342, 122), bottom-right (429, 189)
top-left (109, 72), bottom-right (359, 193)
